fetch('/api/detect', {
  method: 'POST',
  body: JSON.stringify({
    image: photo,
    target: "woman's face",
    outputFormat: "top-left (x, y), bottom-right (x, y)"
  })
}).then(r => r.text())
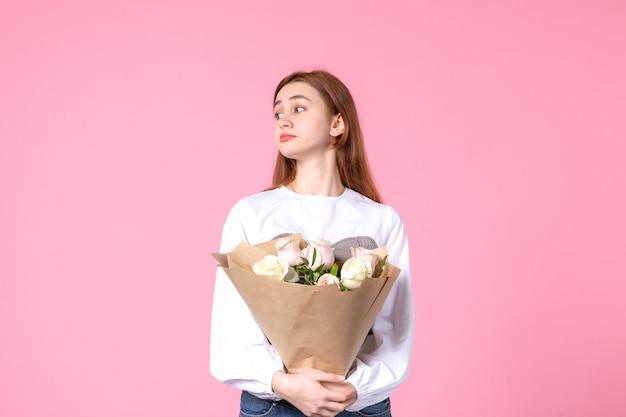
top-left (273, 81), bottom-right (342, 162)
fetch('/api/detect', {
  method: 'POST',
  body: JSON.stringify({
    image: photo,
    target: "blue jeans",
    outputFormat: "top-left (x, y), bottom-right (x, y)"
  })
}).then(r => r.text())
top-left (239, 391), bottom-right (392, 417)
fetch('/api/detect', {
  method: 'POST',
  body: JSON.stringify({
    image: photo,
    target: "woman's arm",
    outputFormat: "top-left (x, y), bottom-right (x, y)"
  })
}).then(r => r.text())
top-left (343, 207), bottom-right (414, 411)
top-left (209, 201), bottom-right (285, 399)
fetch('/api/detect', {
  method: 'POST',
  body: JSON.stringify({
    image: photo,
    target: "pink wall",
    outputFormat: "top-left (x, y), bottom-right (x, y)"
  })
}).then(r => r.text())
top-left (1, 1), bottom-right (625, 416)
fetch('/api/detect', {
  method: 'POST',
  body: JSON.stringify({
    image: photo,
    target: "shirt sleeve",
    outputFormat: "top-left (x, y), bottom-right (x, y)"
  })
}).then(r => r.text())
top-left (344, 206), bottom-right (415, 411)
top-left (209, 200), bottom-right (285, 400)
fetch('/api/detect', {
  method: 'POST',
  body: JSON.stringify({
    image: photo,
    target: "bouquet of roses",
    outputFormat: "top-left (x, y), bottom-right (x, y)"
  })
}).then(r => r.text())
top-left (212, 234), bottom-right (400, 376)
top-left (251, 236), bottom-right (388, 291)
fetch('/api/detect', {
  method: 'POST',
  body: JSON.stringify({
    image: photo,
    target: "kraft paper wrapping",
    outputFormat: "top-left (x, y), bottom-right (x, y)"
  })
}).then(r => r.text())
top-left (212, 234), bottom-right (400, 376)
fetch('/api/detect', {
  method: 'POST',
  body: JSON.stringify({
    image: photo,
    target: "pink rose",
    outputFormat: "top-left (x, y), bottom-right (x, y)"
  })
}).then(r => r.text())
top-left (302, 238), bottom-right (335, 270)
top-left (349, 247), bottom-right (380, 276)
top-left (275, 237), bottom-right (304, 266)
top-left (316, 273), bottom-right (339, 287)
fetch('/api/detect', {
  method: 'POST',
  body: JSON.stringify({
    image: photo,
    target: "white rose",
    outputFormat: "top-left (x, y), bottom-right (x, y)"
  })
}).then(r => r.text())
top-left (316, 273), bottom-right (339, 287)
top-left (350, 247), bottom-right (379, 276)
top-left (302, 238), bottom-right (335, 270)
top-left (252, 255), bottom-right (299, 282)
top-left (339, 258), bottom-right (370, 290)
top-left (275, 237), bottom-right (304, 266)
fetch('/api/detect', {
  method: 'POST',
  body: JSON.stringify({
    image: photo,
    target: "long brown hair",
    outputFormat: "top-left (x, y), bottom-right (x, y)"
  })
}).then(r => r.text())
top-left (268, 69), bottom-right (382, 203)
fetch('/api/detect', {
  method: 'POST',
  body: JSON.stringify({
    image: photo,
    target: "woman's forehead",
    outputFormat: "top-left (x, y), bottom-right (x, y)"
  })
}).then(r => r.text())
top-left (275, 81), bottom-right (321, 101)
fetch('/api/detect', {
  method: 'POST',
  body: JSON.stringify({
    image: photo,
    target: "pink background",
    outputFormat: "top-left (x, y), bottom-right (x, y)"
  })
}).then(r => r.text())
top-left (1, 1), bottom-right (625, 416)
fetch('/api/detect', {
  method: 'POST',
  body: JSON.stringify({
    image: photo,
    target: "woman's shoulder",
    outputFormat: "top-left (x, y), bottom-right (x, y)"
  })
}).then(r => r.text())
top-left (227, 187), bottom-right (286, 215)
top-left (344, 188), bottom-right (398, 213)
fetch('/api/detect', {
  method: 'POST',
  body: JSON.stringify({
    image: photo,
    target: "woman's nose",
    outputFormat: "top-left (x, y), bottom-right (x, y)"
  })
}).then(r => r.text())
top-left (279, 114), bottom-right (293, 128)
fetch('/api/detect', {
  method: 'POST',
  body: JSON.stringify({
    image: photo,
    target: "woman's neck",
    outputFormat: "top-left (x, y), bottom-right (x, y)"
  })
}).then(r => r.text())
top-left (288, 158), bottom-right (345, 197)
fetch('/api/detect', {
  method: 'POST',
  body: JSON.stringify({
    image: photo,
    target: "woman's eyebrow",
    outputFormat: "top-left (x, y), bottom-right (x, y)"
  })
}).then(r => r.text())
top-left (274, 95), bottom-right (311, 108)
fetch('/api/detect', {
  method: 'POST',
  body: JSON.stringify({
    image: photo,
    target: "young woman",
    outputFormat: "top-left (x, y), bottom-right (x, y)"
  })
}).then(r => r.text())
top-left (210, 70), bottom-right (414, 417)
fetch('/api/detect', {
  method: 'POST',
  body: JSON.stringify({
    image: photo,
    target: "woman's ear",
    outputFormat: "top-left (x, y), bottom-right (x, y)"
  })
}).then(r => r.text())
top-left (330, 114), bottom-right (345, 137)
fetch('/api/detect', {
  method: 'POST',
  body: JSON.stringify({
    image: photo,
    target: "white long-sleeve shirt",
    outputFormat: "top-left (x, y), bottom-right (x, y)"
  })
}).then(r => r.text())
top-left (209, 186), bottom-right (414, 411)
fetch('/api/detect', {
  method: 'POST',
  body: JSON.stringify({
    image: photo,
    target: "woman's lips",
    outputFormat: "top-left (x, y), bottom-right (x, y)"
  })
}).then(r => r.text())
top-left (280, 133), bottom-right (295, 142)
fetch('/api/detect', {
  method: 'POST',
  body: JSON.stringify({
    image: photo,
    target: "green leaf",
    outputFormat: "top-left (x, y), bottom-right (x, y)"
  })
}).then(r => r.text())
top-left (374, 255), bottom-right (388, 278)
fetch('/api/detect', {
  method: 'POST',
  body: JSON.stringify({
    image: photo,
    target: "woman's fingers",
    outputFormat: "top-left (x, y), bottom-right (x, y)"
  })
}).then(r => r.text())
top-left (322, 381), bottom-right (357, 403)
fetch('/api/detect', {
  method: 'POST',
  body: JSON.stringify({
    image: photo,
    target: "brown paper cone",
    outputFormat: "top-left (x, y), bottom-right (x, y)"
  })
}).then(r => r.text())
top-left (212, 234), bottom-right (400, 376)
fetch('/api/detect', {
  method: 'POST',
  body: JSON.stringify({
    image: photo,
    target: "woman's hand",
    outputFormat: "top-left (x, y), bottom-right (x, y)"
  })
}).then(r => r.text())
top-left (271, 368), bottom-right (357, 417)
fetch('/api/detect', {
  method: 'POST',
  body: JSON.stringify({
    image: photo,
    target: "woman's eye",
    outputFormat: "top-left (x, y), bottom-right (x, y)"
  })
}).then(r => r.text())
top-left (295, 107), bottom-right (305, 113)
top-left (274, 112), bottom-right (284, 120)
